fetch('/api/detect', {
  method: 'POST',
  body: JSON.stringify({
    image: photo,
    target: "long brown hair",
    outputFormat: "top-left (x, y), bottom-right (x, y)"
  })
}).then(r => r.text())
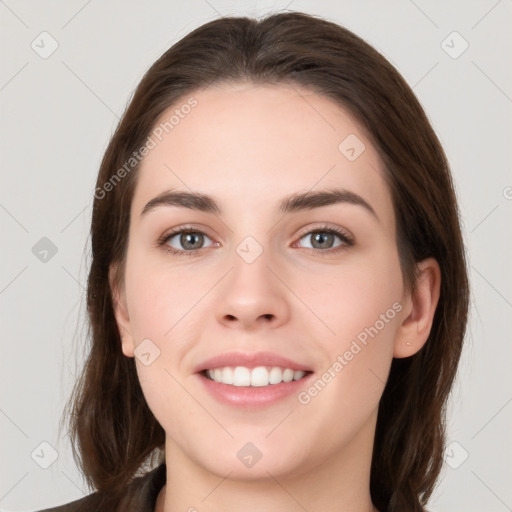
top-left (61, 11), bottom-right (469, 511)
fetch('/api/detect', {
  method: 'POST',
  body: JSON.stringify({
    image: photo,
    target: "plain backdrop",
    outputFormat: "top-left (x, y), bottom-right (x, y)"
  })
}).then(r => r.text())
top-left (1, 1), bottom-right (511, 511)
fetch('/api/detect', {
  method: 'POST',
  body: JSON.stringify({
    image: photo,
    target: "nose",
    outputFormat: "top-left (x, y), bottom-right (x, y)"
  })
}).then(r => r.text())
top-left (215, 247), bottom-right (291, 331)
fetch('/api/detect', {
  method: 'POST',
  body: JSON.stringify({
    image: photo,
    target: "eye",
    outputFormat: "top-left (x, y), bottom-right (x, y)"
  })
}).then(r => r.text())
top-left (157, 225), bottom-right (354, 257)
top-left (158, 228), bottom-right (216, 255)
top-left (295, 226), bottom-right (354, 254)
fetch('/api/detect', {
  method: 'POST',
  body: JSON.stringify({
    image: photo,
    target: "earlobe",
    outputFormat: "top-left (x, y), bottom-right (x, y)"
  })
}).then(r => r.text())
top-left (393, 258), bottom-right (441, 358)
top-left (108, 264), bottom-right (135, 358)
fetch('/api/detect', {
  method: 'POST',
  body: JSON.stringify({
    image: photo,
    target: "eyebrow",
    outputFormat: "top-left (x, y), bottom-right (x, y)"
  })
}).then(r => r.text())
top-left (140, 188), bottom-right (379, 221)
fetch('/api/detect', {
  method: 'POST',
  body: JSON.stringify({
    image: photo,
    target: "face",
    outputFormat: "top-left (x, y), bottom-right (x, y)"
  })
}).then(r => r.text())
top-left (113, 82), bottom-right (411, 481)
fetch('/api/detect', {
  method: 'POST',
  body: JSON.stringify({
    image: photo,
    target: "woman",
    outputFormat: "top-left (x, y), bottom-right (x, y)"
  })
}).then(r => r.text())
top-left (40, 10), bottom-right (469, 512)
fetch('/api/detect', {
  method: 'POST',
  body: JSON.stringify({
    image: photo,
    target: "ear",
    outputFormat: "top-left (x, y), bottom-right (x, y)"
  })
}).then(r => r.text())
top-left (394, 258), bottom-right (441, 358)
top-left (109, 263), bottom-right (135, 358)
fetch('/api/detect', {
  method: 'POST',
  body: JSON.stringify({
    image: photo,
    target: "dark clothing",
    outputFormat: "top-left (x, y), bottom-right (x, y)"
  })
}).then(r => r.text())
top-left (36, 464), bottom-right (166, 512)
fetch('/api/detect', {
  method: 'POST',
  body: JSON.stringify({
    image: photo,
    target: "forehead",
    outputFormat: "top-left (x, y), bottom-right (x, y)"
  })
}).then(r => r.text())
top-left (132, 82), bottom-right (394, 227)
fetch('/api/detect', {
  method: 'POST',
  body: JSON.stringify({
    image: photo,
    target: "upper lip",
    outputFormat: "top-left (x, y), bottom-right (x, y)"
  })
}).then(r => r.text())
top-left (193, 351), bottom-right (313, 373)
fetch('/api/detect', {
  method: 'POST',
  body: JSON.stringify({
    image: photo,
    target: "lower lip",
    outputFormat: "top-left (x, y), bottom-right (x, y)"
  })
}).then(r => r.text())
top-left (196, 372), bottom-right (314, 409)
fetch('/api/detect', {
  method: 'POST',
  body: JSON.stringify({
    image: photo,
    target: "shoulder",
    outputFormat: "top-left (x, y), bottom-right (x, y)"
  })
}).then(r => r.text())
top-left (34, 492), bottom-right (103, 512)
top-left (34, 463), bottom-right (166, 512)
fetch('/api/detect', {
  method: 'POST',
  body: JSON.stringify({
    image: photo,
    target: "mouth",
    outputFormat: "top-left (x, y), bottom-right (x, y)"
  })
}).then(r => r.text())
top-left (196, 365), bottom-right (314, 409)
top-left (200, 366), bottom-right (314, 387)
top-left (193, 350), bottom-right (315, 408)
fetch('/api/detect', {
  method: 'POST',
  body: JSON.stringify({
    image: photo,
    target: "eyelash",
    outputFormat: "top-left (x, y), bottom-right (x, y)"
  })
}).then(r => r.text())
top-left (157, 224), bottom-right (355, 257)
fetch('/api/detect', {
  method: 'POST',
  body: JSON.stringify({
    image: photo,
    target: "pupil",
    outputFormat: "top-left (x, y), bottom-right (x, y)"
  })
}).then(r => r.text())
top-left (182, 232), bottom-right (203, 249)
top-left (313, 232), bottom-right (333, 249)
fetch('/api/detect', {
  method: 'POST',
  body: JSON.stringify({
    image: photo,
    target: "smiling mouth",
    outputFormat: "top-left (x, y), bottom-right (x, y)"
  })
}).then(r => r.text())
top-left (200, 366), bottom-right (313, 387)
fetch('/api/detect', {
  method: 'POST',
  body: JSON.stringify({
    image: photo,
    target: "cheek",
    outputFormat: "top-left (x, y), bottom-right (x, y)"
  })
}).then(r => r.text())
top-left (294, 260), bottom-right (402, 452)
top-left (302, 243), bottom-right (402, 406)
top-left (123, 251), bottom-right (206, 438)
top-left (304, 242), bottom-right (403, 348)
top-left (123, 248), bottom-right (212, 341)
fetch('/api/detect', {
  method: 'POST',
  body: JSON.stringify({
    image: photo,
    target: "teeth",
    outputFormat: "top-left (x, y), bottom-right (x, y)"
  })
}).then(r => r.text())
top-left (206, 366), bottom-right (307, 386)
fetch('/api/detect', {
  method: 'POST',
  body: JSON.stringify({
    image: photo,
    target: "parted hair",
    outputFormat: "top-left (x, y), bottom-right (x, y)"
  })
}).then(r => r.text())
top-left (61, 11), bottom-right (469, 511)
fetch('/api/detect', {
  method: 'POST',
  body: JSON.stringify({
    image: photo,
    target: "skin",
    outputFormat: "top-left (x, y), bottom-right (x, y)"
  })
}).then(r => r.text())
top-left (110, 82), bottom-right (441, 512)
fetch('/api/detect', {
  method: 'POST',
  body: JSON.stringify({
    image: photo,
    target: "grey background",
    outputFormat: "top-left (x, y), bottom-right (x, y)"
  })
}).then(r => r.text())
top-left (1, 0), bottom-right (511, 510)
